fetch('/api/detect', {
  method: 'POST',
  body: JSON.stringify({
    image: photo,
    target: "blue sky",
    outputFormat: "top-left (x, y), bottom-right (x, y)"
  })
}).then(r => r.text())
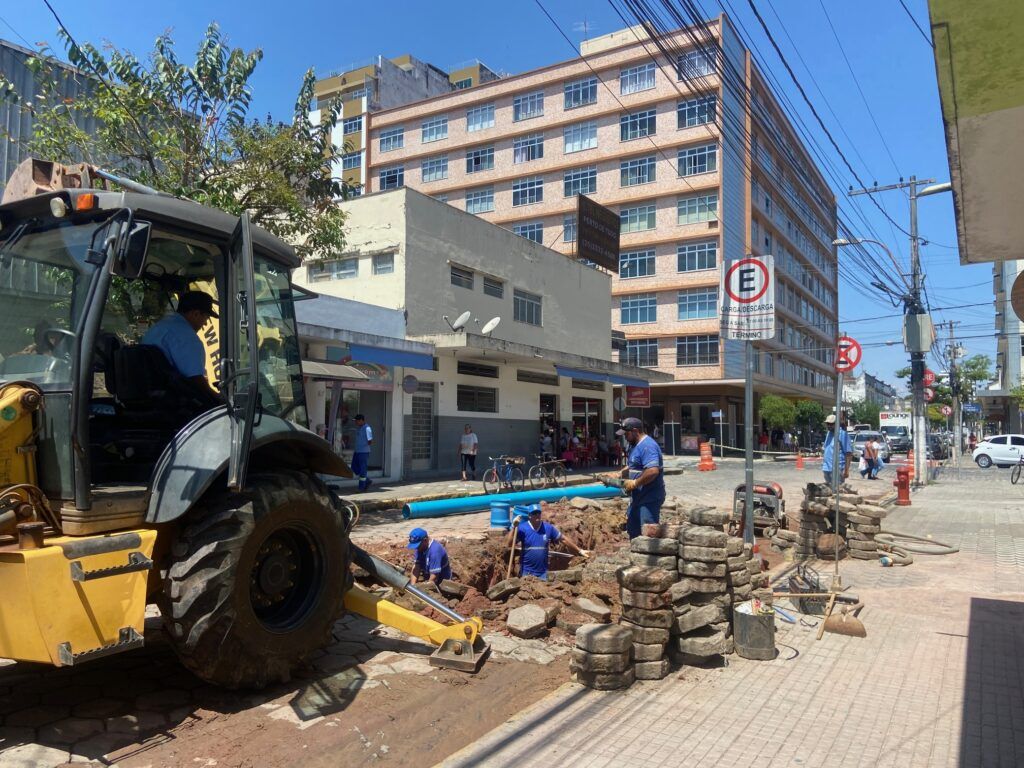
top-left (3, 0), bottom-right (994, 390)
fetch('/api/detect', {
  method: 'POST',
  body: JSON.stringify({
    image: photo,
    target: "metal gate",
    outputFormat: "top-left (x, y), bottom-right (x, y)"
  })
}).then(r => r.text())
top-left (410, 383), bottom-right (434, 471)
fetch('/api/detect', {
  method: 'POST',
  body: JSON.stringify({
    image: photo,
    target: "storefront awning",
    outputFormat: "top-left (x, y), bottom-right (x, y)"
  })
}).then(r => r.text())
top-left (302, 360), bottom-right (369, 380)
top-left (555, 365), bottom-right (648, 388)
top-left (349, 343), bottom-right (434, 371)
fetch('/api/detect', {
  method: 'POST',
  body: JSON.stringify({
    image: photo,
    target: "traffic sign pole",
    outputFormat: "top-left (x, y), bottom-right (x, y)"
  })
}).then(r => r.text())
top-left (744, 341), bottom-right (754, 546)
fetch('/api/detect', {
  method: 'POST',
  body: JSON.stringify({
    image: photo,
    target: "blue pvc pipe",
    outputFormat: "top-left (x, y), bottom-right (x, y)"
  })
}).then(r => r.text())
top-left (402, 484), bottom-right (623, 520)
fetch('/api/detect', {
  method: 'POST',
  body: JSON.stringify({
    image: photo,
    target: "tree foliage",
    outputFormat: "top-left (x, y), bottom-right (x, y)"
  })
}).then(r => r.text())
top-left (795, 399), bottom-right (825, 430)
top-left (759, 394), bottom-right (797, 429)
top-left (0, 24), bottom-right (349, 261)
top-left (847, 399), bottom-right (881, 429)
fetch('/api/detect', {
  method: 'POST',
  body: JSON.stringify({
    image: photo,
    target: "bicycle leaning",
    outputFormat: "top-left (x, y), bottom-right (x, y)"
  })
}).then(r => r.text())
top-left (526, 454), bottom-right (567, 490)
top-left (482, 455), bottom-right (526, 494)
top-left (1012, 455), bottom-right (1024, 485)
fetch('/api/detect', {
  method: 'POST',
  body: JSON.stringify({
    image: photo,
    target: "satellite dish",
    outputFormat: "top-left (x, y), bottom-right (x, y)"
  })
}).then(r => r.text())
top-left (480, 317), bottom-right (501, 336)
top-left (451, 310), bottom-right (472, 331)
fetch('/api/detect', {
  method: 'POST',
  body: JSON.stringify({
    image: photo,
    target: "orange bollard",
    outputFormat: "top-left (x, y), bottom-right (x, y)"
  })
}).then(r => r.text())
top-left (795, 450), bottom-right (805, 470)
top-left (698, 441), bottom-right (717, 471)
top-left (906, 449), bottom-right (915, 481)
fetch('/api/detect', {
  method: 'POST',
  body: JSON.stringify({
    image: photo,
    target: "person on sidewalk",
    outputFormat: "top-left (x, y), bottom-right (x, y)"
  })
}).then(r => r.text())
top-left (352, 414), bottom-right (373, 492)
top-left (860, 436), bottom-right (877, 479)
top-left (821, 413), bottom-right (852, 487)
top-left (505, 504), bottom-right (588, 580)
top-left (619, 417), bottom-right (666, 539)
top-left (407, 528), bottom-right (451, 585)
top-left (458, 424), bottom-right (478, 481)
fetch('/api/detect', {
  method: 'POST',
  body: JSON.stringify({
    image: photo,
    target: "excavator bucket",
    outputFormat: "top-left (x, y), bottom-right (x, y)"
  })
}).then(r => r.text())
top-left (429, 636), bottom-right (491, 673)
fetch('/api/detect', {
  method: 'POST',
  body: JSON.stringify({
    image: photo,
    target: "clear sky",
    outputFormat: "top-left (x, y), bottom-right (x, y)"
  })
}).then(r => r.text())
top-left (2, 0), bottom-right (994, 390)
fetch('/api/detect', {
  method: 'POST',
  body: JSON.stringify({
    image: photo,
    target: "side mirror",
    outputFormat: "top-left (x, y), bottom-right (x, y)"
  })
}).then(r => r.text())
top-left (114, 220), bottom-right (151, 278)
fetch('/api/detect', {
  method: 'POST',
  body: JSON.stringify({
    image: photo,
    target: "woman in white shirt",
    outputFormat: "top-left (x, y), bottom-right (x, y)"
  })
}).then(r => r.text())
top-left (459, 424), bottom-right (479, 481)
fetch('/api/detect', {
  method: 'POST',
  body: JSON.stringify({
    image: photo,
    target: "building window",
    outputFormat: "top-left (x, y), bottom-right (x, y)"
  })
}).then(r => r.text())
top-left (512, 222), bottom-right (543, 243)
top-left (457, 385), bottom-right (498, 413)
top-left (677, 95), bottom-right (717, 128)
top-left (564, 121), bottom-right (598, 153)
top-left (452, 77), bottom-right (473, 90)
top-left (342, 115), bottom-right (363, 134)
top-left (451, 264), bottom-right (474, 289)
top-left (620, 109), bottom-right (657, 141)
top-left (622, 339), bottom-right (659, 367)
top-left (564, 76), bottom-right (598, 109)
top-left (619, 249), bottom-right (656, 279)
top-left (677, 193), bottom-right (719, 224)
top-left (563, 166), bottom-right (597, 197)
top-left (379, 165), bottom-right (404, 190)
top-left (620, 62), bottom-right (656, 94)
top-left (308, 257), bottom-right (358, 281)
top-left (422, 116), bottom-right (448, 143)
top-left (457, 361), bottom-right (499, 378)
top-left (621, 156), bottom-right (657, 187)
top-left (513, 133), bottom-right (544, 163)
top-left (379, 127), bottom-right (404, 152)
top-left (372, 253), bottom-right (394, 275)
top-left (677, 50), bottom-right (716, 80)
top-left (621, 293), bottom-right (657, 324)
top-left (466, 186), bottom-right (495, 213)
top-left (512, 176), bottom-right (544, 206)
top-left (678, 144), bottom-right (717, 176)
top-left (434, 194), bottom-right (448, 203)
top-left (563, 215), bottom-right (577, 243)
top-left (513, 289), bottom-right (542, 325)
top-left (620, 203), bottom-right (657, 233)
top-left (341, 150), bottom-right (362, 170)
top-left (466, 146), bottom-right (494, 173)
top-left (421, 155), bottom-right (448, 182)
top-left (676, 334), bottom-right (719, 365)
top-left (467, 104), bottom-right (495, 131)
top-left (677, 286), bottom-right (718, 320)
top-left (483, 276), bottom-right (504, 298)
top-left (513, 91), bottom-right (545, 121)
top-left (678, 241), bottom-right (717, 272)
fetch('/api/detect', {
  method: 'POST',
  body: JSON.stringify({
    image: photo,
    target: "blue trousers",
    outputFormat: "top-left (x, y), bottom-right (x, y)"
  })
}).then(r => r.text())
top-left (352, 451), bottom-right (370, 490)
top-left (626, 499), bottom-right (662, 539)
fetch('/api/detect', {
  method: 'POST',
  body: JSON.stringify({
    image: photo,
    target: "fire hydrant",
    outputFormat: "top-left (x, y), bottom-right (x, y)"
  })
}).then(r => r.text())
top-left (893, 465), bottom-right (911, 506)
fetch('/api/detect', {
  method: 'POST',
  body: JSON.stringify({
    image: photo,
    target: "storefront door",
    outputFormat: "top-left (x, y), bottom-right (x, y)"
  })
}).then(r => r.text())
top-left (572, 397), bottom-right (603, 439)
top-left (410, 383), bottom-right (435, 471)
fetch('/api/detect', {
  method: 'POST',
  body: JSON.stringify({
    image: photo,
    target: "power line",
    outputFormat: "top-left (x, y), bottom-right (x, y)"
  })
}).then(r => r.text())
top-left (0, 13), bottom-right (34, 49)
top-left (896, 0), bottom-right (935, 48)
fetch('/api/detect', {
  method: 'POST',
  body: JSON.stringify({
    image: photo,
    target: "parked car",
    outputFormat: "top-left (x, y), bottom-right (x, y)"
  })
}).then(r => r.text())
top-left (881, 424), bottom-right (912, 453)
top-left (851, 431), bottom-right (891, 462)
top-left (926, 434), bottom-right (949, 460)
top-left (972, 435), bottom-right (1024, 468)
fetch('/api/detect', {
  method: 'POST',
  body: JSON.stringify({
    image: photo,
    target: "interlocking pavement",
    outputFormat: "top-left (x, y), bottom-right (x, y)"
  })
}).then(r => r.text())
top-left (440, 465), bottom-right (1024, 768)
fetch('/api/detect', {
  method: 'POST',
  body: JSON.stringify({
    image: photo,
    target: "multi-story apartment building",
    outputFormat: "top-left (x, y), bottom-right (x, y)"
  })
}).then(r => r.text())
top-left (360, 17), bottom-right (838, 449)
top-left (310, 55), bottom-right (499, 193)
top-left (843, 372), bottom-right (899, 411)
top-left (980, 259), bottom-right (1023, 431)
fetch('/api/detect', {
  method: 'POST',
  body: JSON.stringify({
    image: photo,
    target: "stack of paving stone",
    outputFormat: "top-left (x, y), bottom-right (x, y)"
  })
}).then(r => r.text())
top-left (845, 500), bottom-right (888, 560)
top-left (628, 523), bottom-right (681, 581)
top-left (616, 563), bottom-right (676, 680)
top-left (769, 529), bottom-right (798, 553)
top-left (669, 508), bottom-right (735, 665)
top-left (571, 623), bottom-right (635, 690)
top-left (796, 483), bottom-right (842, 560)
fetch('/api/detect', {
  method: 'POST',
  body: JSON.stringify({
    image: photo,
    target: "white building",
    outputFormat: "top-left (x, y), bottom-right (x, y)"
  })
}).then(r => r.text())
top-left (293, 187), bottom-right (668, 475)
top-left (843, 371), bottom-right (898, 411)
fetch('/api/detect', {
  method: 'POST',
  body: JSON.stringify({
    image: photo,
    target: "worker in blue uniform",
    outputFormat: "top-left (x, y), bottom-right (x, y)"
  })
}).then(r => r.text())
top-left (505, 504), bottom-right (588, 580)
top-left (619, 417), bottom-right (666, 539)
top-left (352, 414), bottom-right (373, 491)
top-left (407, 527), bottom-right (451, 585)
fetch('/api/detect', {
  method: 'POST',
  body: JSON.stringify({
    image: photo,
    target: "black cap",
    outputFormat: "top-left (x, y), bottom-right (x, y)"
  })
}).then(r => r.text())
top-left (178, 291), bottom-right (219, 318)
top-left (620, 417), bottom-right (643, 431)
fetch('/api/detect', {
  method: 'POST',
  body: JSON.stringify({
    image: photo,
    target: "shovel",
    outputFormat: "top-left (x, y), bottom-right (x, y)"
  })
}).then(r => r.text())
top-left (823, 601), bottom-right (866, 638)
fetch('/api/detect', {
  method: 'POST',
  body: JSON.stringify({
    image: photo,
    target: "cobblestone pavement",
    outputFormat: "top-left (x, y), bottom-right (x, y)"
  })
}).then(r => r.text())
top-left (440, 465), bottom-right (1024, 768)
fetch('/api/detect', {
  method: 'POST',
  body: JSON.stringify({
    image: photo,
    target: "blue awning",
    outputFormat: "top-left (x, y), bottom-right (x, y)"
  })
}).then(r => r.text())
top-left (349, 344), bottom-right (434, 370)
top-left (607, 374), bottom-right (649, 388)
top-left (555, 365), bottom-right (607, 382)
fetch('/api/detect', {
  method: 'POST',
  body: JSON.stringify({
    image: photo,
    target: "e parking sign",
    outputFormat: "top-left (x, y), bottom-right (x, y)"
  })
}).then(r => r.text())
top-left (720, 255), bottom-right (775, 341)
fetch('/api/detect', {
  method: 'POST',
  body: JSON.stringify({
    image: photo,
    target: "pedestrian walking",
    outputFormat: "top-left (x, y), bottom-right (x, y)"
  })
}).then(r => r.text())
top-left (821, 414), bottom-right (852, 487)
top-left (759, 430), bottom-right (770, 453)
top-left (618, 417), bottom-right (666, 539)
top-left (352, 414), bottom-right (373, 492)
top-left (458, 424), bottom-right (478, 481)
top-left (860, 437), bottom-right (877, 479)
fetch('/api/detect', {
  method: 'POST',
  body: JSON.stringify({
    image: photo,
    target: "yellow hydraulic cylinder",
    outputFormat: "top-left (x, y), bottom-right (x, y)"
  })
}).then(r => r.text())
top-left (0, 383), bottom-right (42, 487)
top-left (343, 585), bottom-right (482, 646)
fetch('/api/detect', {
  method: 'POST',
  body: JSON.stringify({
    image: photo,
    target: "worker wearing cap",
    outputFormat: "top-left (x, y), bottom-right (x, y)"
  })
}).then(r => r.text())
top-left (505, 504), bottom-right (588, 580)
top-left (142, 290), bottom-right (221, 404)
top-left (407, 528), bottom-right (451, 585)
top-left (619, 417), bottom-right (666, 539)
top-left (821, 413), bottom-right (853, 487)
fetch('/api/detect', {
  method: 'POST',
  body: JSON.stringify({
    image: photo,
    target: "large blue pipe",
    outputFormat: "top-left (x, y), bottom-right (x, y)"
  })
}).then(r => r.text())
top-left (402, 484), bottom-right (622, 520)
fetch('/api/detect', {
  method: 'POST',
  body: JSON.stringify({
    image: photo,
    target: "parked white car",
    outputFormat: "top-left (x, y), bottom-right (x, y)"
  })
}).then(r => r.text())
top-left (972, 435), bottom-right (1024, 468)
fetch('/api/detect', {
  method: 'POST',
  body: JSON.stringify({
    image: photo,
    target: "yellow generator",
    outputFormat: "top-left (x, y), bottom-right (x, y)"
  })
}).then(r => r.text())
top-left (0, 159), bottom-right (486, 687)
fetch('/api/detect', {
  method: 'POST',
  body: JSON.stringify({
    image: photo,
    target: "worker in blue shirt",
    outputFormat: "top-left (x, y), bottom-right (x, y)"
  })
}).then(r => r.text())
top-left (619, 417), bottom-right (666, 539)
top-left (142, 290), bottom-right (221, 405)
top-left (505, 504), bottom-right (588, 580)
top-left (407, 527), bottom-right (451, 585)
top-left (821, 413), bottom-right (853, 487)
top-left (352, 414), bottom-right (373, 491)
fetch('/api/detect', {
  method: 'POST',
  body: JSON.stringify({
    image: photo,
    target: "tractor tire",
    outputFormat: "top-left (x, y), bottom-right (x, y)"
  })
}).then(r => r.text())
top-left (158, 470), bottom-right (350, 689)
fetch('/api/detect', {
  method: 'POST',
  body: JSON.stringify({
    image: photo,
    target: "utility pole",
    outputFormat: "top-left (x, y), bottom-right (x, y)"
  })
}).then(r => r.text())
top-left (848, 175), bottom-right (951, 486)
top-left (946, 320), bottom-right (962, 480)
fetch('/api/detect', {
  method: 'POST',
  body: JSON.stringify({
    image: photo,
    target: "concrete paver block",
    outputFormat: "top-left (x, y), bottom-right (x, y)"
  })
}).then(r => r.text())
top-left (620, 621), bottom-right (670, 645)
top-left (574, 597), bottom-right (611, 623)
top-left (672, 602), bottom-right (727, 635)
top-left (671, 577), bottom-right (726, 600)
top-left (679, 525), bottom-right (728, 548)
top-left (555, 609), bottom-right (590, 634)
top-left (620, 606), bottom-right (673, 628)
top-left (848, 539), bottom-right (878, 551)
top-left (675, 628), bottom-right (733, 657)
top-left (105, 710), bottom-right (167, 735)
top-left (687, 592), bottom-right (732, 609)
top-left (616, 565), bottom-right (676, 593)
top-left (641, 523), bottom-right (682, 539)
top-left (571, 667), bottom-right (635, 691)
top-left (632, 642), bottom-right (666, 662)
top-left (507, 604), bottom-right (550, 639)
top-left (135, 688), bottom-right (191, 712)
top-left (634, 659), bottom-right (671, 680)
top-left (726, 537), bottom-right (744, 556)
top-left (847, 512), bottom-right (881, 526)
top-left (679, 561), bottom-right (726, 578)
top-left (5, 703), bottom-right (70, 728)
top-left (570, 496), bottom-right (596, 510)
top-left (628, 553), bottom-right (677, 569)
top-left (726, 555), bottom-right (748, 570)
top-left (679, 545), bottom-right (728, 563)
top-left (630, 536), bottom-right (677, 555)
top-left (0, 741), bottom-right (70, 766)
top-left (486, 578), bottom-right (522, 601)
top-left (439, 579), bottom-right (470, 598)
top-left (620, 588), bottom-right (670, 610)
top-left (570, 648), bottom-right (632, 674)
top-left (549, 567), bottom-right (583, 584)
top-left (688, 508), bottom-right (731, 526)
top-left (849, 549), bottom-right (878, 560)
top-left (726, 568), bottom-right (751, 587)
top-left (575, 623), bottom-right (633, 654)
top-left (69, 732), bottom-right (137, 763)
top-left (38, 716), bottom-right (104, 744)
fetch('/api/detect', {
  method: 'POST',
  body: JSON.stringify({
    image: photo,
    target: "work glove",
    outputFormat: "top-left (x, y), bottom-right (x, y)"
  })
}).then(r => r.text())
top-left (623, 479), bottom-right (638, 493)
top-left (512, 512), bottom-right (529, 525)
top-left (579, 549), bottom-right (591, 558)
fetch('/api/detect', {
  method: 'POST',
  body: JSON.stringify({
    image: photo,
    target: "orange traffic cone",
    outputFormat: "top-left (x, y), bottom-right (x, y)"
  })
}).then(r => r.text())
top-left (796, 450), bottom-right (805, 470)
top-left (698, 442), bottom-right (717, 471)
top-left (907, 449), bottom-right (915, 481)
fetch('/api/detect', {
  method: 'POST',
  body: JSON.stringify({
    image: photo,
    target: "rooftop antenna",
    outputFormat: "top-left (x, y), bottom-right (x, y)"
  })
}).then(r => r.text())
top-left (443, 310), bottom-right (472, 332)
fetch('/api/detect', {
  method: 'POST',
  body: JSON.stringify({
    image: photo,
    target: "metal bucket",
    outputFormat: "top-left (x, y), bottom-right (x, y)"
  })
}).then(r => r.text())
top-left (489, 502), bottom-right (511, 529)
top-left (733, 600), bottom-right (776, 660)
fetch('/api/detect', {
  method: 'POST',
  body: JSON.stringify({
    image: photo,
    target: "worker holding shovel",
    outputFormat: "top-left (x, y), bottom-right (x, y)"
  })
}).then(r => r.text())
top-left (505, 504), bottom-right (589, 580)
top-left (618, 417), bottom-right (666, 539)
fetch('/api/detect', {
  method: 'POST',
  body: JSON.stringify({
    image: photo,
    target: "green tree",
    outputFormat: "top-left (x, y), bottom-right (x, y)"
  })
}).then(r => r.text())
top-left (953, 355), bottom-right (992, 401)
top-left (759, 394), bottom-right (797, 430)
top-left (1, 25), bottom-right (348, 261)
top-left (848, 399), bottom-right (882, 429)
top-left (795, 399), bottom-right (825, 430)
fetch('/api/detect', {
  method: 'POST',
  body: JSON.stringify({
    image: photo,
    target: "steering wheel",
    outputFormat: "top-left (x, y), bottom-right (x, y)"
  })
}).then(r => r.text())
top-left (45, 328), bottom-right (77, 360)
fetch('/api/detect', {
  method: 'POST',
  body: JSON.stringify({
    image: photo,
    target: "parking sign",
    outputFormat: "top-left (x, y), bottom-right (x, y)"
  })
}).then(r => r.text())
top-left (720, 255), bottom-right (775, 341)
